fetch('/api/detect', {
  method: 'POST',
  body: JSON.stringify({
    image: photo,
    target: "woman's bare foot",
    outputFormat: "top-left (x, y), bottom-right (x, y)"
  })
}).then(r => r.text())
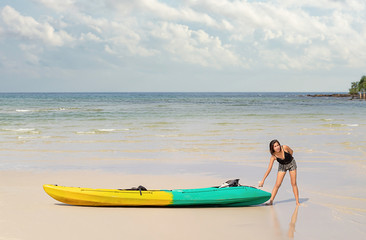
top-left (265, 200), bottom-right (273, 205)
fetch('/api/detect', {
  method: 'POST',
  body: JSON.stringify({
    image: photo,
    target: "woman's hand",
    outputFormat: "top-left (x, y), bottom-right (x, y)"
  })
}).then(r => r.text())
top-left (258, 180), bottom-right (264, 187)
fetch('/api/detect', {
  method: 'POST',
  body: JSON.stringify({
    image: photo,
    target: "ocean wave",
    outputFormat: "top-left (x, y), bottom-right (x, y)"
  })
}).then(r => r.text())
top-left (97, 128), bottom-right (130, 133)
top-left (321, 124), bottom-right (344, 128)
top-left (16, 109), bottom-right (32, 112)
top-left (76, 131), bottom-right (97, 135)
top-left (75, 128), bottom-right (129, 134)
top-left (14, 107), bottom-right (80, 113)
top-left (320, 123), bottom-right (358, 128)
top-left (156, 134), bottom-right (180, 138)
top-left (97, 129), bottom-right (118, 132)
top-left (2, 128), bottom-right (39, 134)
top-left (17, 135), bottom-right (51, 140)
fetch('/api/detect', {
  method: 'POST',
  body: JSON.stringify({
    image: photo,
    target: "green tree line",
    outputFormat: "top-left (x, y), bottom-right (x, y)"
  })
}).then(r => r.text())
top-left (349, 75), bottom-right (366, 95)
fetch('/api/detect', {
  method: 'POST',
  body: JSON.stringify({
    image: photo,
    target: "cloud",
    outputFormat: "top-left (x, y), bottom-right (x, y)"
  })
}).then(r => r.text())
top-left (185, 0), bottom-right (366, 69)
top-left (151, 22), bottom-right (243, 68)
top-left (104, 44), bottom-right (115, 54)
top-left (105, 0), bottom-right (226, 29)
top-left (1, 0), bottom-right (366, 73)
top-left (1, 5), bottom-right (74, 47)
top-left (79, 32), bottom-right (102, 42)
top-left (281, 0), bottom-right (366, 12)
top-left (35, 0), bottom-right (76, 12)
top-left (19, 44), bottom-right (44, 65)
top-left (75, 1), bottom-right (243, 67)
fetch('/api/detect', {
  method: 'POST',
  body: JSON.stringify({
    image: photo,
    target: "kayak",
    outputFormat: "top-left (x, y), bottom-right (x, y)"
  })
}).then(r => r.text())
top-left (43, 183), bottom-right (271, 207)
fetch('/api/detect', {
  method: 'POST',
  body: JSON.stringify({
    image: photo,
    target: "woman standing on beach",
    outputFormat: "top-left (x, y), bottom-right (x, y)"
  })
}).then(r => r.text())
top-left (258, 139), bottom-right (300, 205)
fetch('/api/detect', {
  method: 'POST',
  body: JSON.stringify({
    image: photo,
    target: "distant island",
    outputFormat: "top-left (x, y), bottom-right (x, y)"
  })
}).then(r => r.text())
top-left (308, 75), bottom-right (366, 99)
top-left (307, 93), bottom-right (351, 97)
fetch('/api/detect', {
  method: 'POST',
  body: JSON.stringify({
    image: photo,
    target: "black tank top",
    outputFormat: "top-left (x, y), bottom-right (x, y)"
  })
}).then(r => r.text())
top-left (276, 151), bottom-right (293, 164)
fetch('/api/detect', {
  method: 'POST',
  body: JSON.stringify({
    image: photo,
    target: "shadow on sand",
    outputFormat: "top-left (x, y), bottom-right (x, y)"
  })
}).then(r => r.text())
top-left (274, 198), bottom-right (309, 205)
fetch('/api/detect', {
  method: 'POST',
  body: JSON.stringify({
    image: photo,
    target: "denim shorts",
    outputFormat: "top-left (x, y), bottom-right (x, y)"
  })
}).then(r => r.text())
top-left (278, 159), bottom-right (297, 172)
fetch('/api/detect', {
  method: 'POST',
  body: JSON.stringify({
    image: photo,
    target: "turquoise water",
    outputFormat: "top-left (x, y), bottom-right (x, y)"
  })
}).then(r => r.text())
top-left (0, 92), bottom-right (365, 175)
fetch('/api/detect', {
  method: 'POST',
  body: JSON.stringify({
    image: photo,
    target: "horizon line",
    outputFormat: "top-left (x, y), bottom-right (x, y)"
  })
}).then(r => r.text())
top-left (0, 91), bottom-right (349, 94)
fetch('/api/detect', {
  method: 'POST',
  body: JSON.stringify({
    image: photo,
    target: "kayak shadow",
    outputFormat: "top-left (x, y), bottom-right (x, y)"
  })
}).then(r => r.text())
top-left (54, 203), bottom-right (266, 209)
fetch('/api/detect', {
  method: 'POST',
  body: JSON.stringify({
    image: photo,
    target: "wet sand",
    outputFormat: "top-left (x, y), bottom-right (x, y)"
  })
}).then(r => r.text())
top-left (1, 170), bottom-right (365, 240)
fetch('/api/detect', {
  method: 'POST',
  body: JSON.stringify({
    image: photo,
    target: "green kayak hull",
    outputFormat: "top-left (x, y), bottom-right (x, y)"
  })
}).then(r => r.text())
top-left (169, 186), bottom-right (271, 207)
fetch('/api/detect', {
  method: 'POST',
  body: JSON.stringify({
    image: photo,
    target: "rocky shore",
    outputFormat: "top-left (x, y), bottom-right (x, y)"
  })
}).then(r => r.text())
top-left (307, 93), bottom-right (352, 97)
top-left (306, 93), bottom-right (366, 100)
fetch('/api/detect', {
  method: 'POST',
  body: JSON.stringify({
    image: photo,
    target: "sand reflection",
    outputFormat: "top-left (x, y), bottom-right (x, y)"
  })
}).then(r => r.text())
top-left (271, 205), bottom-right (299, 239)
top-left (288, 205), bottom-right (299, 239)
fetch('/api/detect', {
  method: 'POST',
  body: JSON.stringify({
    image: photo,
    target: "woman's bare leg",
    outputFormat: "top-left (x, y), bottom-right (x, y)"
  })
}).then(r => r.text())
top-left (269, 171), bottom-right (286, 205)
top-left (289, 170), bottom-right (300, 205)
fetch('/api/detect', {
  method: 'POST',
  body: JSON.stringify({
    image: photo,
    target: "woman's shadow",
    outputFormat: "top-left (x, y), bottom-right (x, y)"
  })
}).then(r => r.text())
top-left (275, 197), bottom-right (309, 205)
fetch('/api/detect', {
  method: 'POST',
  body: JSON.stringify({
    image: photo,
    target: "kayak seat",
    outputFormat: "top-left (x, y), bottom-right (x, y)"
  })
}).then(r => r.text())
top-left (119, 185), bottom-right (147, 195)
top-left (219, 179), bottom-right (241, 188)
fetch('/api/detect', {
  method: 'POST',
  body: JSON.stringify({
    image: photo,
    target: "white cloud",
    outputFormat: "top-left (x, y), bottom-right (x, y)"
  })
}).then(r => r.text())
top-left (58, 9), bottom-right (157, 57)
top-left (281, 0), bottom-right (366, 12)
top-left (151, 22), bottom-right (243, 68)
top-left (80, 32), bottom-right (102, 42)
top-left (193, 0), bottom-right (366, 69)
top-left (19, 44), bottom-right (43, 64)
top-left (1, 5), bottom-right (74, 47)
top-left (106, 0), bottom-right (227, 29)
top-left (29, 0), bottom-right (365, 69)
top-left (35, 0), bottom-right (76, 12)
top-left (104, 44), bottom-right (115, 54)
top-left (1, 0), bottom-right (366, 81)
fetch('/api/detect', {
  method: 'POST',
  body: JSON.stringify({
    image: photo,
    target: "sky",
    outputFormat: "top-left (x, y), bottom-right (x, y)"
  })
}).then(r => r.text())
top-left (0, 0), bottom-right (365, 92)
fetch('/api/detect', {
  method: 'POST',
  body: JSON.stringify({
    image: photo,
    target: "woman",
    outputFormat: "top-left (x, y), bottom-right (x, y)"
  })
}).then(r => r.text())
top-left (258, 139), bottom-right (300, 205)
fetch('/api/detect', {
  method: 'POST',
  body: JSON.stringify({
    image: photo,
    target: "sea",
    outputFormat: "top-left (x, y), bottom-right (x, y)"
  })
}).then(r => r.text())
top-left (0, 92), bottom-right (365, 176)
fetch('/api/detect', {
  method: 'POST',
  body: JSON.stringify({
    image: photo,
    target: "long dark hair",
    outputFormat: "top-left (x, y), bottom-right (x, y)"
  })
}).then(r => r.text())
top-left (269, 139), bottom-right (281, 155)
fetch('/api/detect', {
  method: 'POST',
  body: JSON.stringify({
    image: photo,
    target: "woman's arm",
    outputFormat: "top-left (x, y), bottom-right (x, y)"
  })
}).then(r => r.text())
top-left (283, 145), bottom-right (293, 155)
top-left (258, 156), bottom-right (275, 187)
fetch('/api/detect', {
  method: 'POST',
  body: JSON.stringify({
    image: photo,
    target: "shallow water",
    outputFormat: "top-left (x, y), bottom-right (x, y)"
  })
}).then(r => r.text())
top-left (0, 92), bottom-right (365, 172)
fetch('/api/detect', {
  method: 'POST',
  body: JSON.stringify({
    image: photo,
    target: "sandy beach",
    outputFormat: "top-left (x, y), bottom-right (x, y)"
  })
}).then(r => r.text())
top-left (1, 169), bottom-right (365, 240)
